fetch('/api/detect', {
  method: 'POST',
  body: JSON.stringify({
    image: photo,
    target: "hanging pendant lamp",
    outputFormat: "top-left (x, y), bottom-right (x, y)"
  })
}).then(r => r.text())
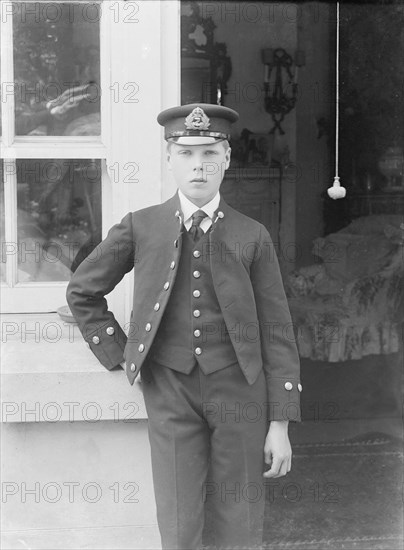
top-left (328, 2), bottom-right (346, 199)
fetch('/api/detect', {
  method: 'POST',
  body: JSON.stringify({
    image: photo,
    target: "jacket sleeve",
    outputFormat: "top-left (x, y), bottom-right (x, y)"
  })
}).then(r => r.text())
top-left (250, 224), bottom-right (301, 422)
top-left (66, 213), bottom-right (135, 370)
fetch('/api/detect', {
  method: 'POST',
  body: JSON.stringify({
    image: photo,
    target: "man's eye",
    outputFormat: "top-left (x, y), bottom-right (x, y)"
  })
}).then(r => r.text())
top-left (178, 150), bottom-right (191, 155)
top-left (205, 150), bottom-right (218, 155)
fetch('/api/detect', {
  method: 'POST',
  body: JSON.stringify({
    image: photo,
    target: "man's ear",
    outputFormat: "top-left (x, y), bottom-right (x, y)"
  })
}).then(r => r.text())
top-left (166, 150), bottom-right (172, 170)
top-left (224, 147), bottom-right (231, 170)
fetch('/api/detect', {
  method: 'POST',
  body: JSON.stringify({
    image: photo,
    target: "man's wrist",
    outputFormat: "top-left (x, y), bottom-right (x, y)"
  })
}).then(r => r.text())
top-left (269, 420), bottom-right (289, 431)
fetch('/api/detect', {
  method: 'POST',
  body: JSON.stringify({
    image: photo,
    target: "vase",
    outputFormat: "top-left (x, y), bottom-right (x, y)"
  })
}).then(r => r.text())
top-left (378, 146), bottom-right (404, 190)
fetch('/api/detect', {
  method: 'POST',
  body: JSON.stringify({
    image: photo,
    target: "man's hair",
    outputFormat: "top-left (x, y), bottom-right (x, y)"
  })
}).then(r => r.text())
top-left (167, 139), bottom-right (230, 154)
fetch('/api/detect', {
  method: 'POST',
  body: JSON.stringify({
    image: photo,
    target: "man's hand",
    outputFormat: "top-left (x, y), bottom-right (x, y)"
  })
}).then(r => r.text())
top-left (263, 420), bottom-right (291, 478)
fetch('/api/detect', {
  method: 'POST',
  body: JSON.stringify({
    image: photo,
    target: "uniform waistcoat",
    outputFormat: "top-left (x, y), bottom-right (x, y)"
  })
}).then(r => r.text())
top-left (149, 227), bottom-right (239, 373)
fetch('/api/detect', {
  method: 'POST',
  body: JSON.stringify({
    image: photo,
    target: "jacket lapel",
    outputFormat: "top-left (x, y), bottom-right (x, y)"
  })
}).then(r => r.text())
top-left (209, 199), bottom-right (259, 351)
top-left (150, 192), bottom-right (185, 251)
top-left (209, 200), bottom-right (236, 305)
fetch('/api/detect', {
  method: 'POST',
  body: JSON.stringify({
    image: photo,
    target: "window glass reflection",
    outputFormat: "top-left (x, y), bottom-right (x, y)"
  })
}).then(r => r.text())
top-left (16, 159), bottom-right (102, 282)
top-left (13, 2), bottom-right (101, 136)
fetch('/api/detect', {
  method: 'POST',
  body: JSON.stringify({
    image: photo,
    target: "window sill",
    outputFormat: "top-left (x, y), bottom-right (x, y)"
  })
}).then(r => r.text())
top-left (1, 313), bottom-right (146, 423)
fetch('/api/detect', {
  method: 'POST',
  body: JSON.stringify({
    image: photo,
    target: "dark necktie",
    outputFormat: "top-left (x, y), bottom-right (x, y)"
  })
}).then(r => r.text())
top-left (189, 210), bottom-right (208, 242)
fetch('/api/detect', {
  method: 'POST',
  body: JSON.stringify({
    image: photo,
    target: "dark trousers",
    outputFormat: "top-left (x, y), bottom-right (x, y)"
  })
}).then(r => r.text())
top-left (142, 360), bottom-right (268, 550)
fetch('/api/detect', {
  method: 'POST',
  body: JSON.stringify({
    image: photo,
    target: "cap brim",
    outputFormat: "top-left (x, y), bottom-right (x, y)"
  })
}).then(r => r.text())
top-left (169, 136), bottom-right (223, 146)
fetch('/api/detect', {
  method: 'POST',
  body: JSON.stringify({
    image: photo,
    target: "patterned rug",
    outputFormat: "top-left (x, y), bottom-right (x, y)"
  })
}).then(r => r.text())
top-left (263, 432), bottom-right (404, 550)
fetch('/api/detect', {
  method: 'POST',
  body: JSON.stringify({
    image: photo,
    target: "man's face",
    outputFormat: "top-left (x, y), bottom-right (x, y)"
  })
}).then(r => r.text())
top-left (167, 141), bottom-right (231, 207)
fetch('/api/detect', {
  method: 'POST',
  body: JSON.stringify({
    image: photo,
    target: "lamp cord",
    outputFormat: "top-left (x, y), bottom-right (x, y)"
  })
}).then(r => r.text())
top-left (335, 1), bottom-right (339, 178)
top-left (327, 1), bottom-right (346, 199)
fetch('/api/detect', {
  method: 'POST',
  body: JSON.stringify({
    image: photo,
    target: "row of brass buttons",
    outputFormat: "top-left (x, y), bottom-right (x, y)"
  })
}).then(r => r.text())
top-left (193, 248), bottom-right (202, 356)
top-left (131, 252), bottom-right (179, 373)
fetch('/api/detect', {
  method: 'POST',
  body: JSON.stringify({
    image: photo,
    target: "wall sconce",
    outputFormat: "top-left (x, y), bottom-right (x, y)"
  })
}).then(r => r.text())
top-left (261, 48), bottom-right (305, 134)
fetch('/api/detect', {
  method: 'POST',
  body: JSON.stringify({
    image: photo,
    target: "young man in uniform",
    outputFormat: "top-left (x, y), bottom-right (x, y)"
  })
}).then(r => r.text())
top-left (67, 103), bottom-right (301, 550)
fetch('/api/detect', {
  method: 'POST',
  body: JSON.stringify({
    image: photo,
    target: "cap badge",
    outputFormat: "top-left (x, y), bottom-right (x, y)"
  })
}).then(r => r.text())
top-left (185, 107), bottom-right (210, 131)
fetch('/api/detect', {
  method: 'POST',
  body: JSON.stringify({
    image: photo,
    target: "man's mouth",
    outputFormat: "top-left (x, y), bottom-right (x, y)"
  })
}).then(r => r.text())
top-left (191, 178), bottom-right (206, 183)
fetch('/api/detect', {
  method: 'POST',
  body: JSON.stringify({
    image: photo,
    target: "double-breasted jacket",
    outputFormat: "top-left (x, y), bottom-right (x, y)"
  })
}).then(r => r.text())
top-left (66, 193), bottom-right (301, 421)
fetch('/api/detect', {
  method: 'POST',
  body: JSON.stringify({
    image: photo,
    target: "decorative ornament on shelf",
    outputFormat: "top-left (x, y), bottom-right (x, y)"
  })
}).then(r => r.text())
top-left (261, 47), bottom-right (305, 135)
top-left (327, 2), bottom-right (347, 200)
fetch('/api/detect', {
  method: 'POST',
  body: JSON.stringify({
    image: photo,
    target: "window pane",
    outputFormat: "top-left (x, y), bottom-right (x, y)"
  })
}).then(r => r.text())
top-left (13, 2), bottom-right (101, 136)
top-left (16, 158), bottom-right (102, 282)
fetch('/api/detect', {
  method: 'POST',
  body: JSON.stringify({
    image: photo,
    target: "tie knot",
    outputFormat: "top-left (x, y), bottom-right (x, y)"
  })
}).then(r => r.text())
top-left (191, 210), bottom-right (208, 228)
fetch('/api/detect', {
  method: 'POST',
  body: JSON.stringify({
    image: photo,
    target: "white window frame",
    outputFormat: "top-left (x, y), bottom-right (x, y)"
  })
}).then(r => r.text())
top-left (1, 0), bottom-right (110, 312)
top-left (1, 0), bottom-right (181, 320)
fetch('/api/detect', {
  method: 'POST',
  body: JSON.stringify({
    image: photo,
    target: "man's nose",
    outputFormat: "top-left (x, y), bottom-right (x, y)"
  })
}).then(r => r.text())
top-left (193, 155), bottom-right (204, 170)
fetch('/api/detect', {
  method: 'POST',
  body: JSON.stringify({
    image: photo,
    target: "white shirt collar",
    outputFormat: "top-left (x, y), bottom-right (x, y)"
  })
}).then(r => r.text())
top-left (178, 190), bottom-right (220, 226)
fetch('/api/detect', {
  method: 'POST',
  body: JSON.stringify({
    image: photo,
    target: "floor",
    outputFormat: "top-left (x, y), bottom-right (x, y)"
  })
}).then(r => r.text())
top-left (294, 352), bottom-right (403, 445)
top-left (282, 354), bottom-right (404, 549)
